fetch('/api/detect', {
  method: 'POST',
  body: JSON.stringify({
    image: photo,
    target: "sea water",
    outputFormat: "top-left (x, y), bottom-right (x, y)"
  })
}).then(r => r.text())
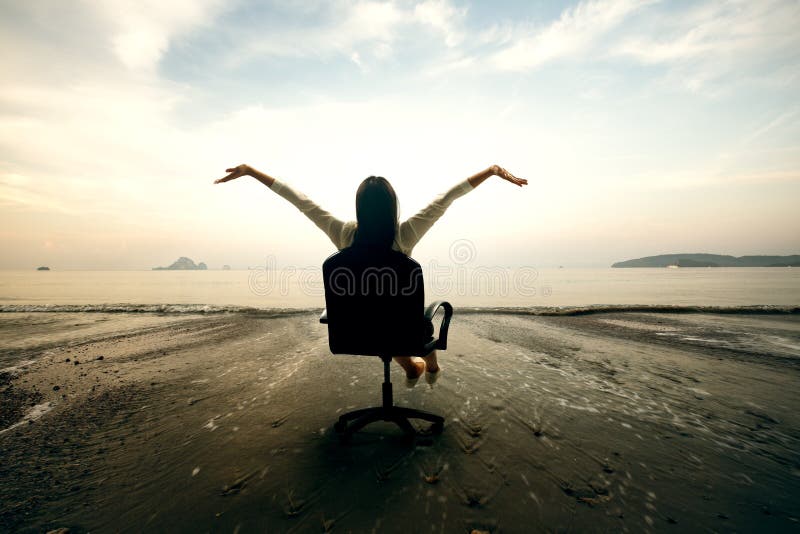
top-left (0, 267), bottom-right (797, 311)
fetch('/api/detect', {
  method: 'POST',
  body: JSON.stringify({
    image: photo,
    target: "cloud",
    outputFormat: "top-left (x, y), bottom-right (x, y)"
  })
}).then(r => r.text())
top-left (225, 1), bottom-right (403, 67)
top-left (741, 108), bottom-right (800, 146)
top-left (226, 0), bottom-right (468, 69)
top-left (617, 0), bottom-right (799, 62)
top-left (487, 0), bottom-right (652, 71)
top-left (86, 0), bottom-right (231, 71)
top-left (614, 0), bottom-right (800, 91)
top-left (414, 0), bottom-right (467, 47)
top-left (336, 0), bottom-right (404, 46)
top-left (350, 51), bottom-right (365, 69)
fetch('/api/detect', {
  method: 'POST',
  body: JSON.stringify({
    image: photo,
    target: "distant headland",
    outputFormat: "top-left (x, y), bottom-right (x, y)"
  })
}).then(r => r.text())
top-left (153, 257), bottom-right (208, 270)
top-left (612, 254), bottom-right (800, 268)
top-left (36, 266), bottom-right (50, 271)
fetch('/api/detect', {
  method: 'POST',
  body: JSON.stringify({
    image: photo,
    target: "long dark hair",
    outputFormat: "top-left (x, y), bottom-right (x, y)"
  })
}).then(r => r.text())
top-left (353, 176), bottom-right (398, 249)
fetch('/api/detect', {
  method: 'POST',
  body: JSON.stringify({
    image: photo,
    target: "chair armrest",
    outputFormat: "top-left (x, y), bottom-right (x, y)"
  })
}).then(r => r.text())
top-left (319, 308), bottom-right (328, 324)
top-left (424, 300), bottom-right (453, 350)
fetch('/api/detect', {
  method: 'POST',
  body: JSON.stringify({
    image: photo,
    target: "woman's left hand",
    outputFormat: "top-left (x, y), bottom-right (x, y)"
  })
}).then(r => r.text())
top-left (491, 165), bottom-right (527, 187)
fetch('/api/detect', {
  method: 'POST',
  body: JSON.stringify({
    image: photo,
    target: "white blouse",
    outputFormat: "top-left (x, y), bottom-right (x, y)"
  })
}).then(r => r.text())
top-left (270, 178), bottom-right (475, 256)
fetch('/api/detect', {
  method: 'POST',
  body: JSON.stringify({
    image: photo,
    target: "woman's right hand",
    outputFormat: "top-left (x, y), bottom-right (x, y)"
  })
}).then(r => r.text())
top-left (490, 165), bottom-right (527, 187)
top-left (214, 164), bottom-right (252, 184)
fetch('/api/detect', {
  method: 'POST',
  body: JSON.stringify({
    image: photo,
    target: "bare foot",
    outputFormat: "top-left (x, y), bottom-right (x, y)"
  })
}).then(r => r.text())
top-left (422, 351), bottom-right (439, 374)
top-left (407, 358), bottom-right (426, 379)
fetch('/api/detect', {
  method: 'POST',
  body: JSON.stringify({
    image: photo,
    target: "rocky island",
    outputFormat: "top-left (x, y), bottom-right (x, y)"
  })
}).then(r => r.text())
top-left (613, 253), bottom-right (800, 268)
top-left (152, 257), bottom-right (208, 270)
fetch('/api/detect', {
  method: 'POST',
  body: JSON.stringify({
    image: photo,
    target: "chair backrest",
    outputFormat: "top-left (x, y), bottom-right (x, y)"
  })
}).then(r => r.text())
top-left (322, 245), bottom-right (426, 356)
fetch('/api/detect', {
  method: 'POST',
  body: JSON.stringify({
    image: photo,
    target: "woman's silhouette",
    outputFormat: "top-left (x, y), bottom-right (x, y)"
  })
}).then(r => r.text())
top-left (215, 164), bottom-right (526, 385)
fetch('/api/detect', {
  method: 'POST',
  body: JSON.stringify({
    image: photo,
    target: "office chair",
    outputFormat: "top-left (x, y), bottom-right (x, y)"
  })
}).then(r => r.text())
top-left (319, 245), bottom-right (453, 439)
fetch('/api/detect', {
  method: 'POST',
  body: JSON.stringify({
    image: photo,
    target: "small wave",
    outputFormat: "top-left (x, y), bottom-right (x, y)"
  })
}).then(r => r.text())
top-left (457, 304), bottom-right (800, 316)
top-left (1, 360), bottom-right (37, 375)
top-left (0, 303), bottom-right (317, 316)
top-left (0, 401), bottom-right (54, 436)
top-left (0, 303), bottom-right (796, 316)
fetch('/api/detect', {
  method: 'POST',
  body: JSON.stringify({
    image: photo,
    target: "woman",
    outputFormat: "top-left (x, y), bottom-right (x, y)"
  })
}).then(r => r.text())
top-left (215, 164), bottom-right (527, 385)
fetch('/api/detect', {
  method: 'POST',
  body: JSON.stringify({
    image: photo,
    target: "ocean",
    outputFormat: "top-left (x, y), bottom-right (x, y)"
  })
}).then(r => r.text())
top-left (0, 267), bottom-right (797, 313)
top-left (1, 266), bottom-right (798, 369)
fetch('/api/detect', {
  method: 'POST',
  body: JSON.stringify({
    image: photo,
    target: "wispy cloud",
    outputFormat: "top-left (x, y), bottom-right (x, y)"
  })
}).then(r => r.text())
top-left (226, 0), bottom-right (468, 69)
top-left (414, 0), bottom-right (468, 47)
top-left (614, 0), bottom-right (800, 91)
top-left (741, 108), bottom-right (800, 146)
top-left (223, 1), bottom-right (402, 68)
top-left (487, 0), bottom-right (653, 71)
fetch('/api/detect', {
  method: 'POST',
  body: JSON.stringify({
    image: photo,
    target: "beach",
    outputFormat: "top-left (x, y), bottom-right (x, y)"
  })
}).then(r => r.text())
top-left (1, 309), bottom-right (799, 532)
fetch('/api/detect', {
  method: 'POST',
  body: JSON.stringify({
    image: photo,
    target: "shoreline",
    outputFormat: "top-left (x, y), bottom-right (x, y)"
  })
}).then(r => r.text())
top-left (1, 302), bottom-right (798, 316)
top-left (1, 310), bottom-right (799, 532)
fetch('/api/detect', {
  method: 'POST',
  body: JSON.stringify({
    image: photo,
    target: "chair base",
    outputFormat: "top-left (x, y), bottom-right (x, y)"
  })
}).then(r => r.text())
top-left (334, 405), bottom-right (444, 438)
top-left (333, 356), bottom-right (444, 440)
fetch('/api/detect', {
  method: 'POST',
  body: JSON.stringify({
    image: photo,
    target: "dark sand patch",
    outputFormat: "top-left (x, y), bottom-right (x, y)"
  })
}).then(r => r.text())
top-left (1, 311), bottom-right (799, 532)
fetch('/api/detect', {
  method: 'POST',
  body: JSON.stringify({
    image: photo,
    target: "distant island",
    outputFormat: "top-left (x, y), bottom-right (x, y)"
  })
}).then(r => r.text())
top-left (36, 266), bottom-right (50, 271)
top-left (153, 257), bottom-right (208, 270)
top-left (612, 254), bottom-right (800, 268)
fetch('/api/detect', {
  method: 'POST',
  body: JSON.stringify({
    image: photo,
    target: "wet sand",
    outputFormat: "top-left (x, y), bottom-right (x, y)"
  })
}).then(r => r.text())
top-left (1, 310), bottom-right (799, 532)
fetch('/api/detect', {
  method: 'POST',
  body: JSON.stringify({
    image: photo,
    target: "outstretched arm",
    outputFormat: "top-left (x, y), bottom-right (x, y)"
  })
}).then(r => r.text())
top-left (215, 164), bottom-right (350, 249)
top-left (397, 165), bottom-right (526, 253)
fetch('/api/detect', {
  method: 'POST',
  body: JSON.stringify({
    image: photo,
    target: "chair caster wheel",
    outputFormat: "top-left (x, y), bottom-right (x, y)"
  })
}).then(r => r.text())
top-left (334, 420), bottom-right (347, 433)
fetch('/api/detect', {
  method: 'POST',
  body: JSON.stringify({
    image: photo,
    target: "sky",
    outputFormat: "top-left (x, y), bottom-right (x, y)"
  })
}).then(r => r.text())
top-left (0, 0), bottom-right (798, 270)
